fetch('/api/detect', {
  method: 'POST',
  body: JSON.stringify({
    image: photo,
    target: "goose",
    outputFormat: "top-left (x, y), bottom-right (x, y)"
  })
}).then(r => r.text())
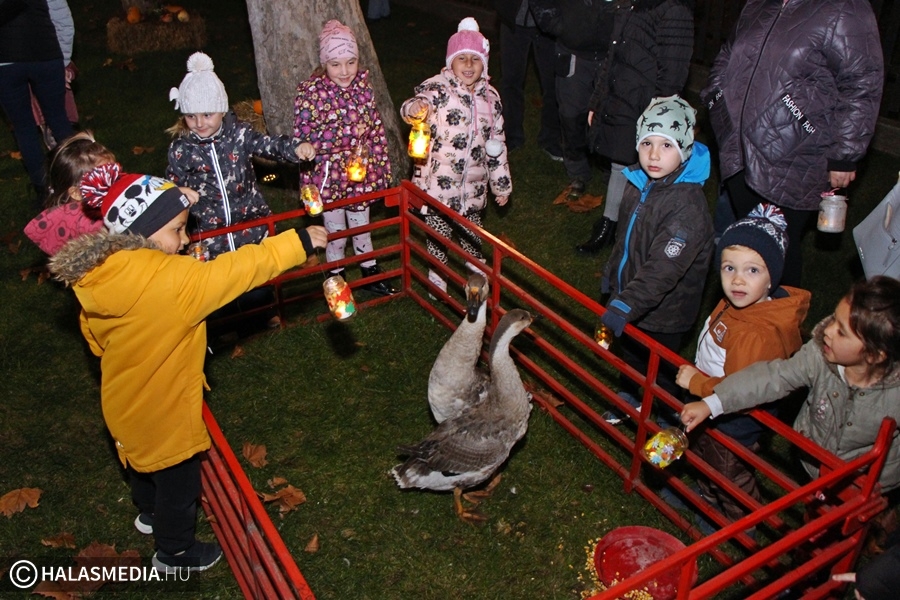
top-left (427, 272), bottom-right (490, 424)
top-left (391, 309), bottom-right (534, 522)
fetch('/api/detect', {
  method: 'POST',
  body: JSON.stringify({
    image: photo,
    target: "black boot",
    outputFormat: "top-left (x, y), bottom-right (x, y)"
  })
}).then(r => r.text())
top-left (576, 216), bottom-right (616, 254)
top-left (359, 264), bottom-right (397, 296)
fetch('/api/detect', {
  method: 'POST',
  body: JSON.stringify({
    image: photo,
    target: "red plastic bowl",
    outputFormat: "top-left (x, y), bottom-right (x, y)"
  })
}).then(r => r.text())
top-left (593, 526), bottom-right (697, 600)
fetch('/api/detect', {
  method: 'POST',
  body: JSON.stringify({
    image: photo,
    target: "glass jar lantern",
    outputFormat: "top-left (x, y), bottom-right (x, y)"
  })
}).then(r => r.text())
top-left (817, 194), bottom-right (848, 233)
top-left (323, 275), bottom-right (356, 320)
top-left (300, 184), bottom-right (323, 215)
top-left (408, 121), bottom-right (431, 159)
top-left (346, 143), bottom-right (368, 182)
top-left (641, 427), bottom-right (688, 469)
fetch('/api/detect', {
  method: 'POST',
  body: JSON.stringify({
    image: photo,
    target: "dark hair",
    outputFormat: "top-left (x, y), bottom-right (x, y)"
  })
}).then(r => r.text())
top-left (45, 131), bottom-right (116, 209)
top-left (846, 276), bottom-right (900, 379)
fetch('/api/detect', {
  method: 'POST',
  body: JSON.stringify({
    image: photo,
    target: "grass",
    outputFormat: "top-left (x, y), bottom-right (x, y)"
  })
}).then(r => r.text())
top-left (0, 0), bottom-right (896, 598)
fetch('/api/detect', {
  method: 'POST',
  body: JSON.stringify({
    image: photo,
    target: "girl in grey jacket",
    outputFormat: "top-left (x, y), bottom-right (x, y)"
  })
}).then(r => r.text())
top-left (681, 276), bottom-right (900, 491)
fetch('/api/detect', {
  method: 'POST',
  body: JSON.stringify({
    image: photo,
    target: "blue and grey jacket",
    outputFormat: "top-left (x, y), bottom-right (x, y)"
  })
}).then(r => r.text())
top-left (601, 142), bottom-right (715, 334)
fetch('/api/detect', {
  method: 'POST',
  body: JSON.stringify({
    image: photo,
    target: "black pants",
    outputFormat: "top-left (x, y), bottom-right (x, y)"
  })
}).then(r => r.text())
top-left (619, 328), bottom-right (685, 425)
top-left (555, 49), bottom-right (602, 185)
top-left (498, 22), bottom-right (560, 153)
top-left (130, 453), bottom-right (202, 554)
top-left (725, 171), bottom-right (814, 288)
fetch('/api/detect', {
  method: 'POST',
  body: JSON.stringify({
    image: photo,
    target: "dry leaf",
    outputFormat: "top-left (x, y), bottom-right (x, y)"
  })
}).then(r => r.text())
top-left (42, 532), bottom-right (77, 549)
top-left (567, 193), bottom-right (604, 213)
top-left (0, 487), bottom-right (42, 517)
top-left (131, 146), bottom-right (155, 155)
top-left (37, 270), bottom-right (50, 284)
top-left (531, 390), bottom-right (564, 408)
top-left (242, 442), bottom-right (268, 467)
top-left (257, 484), bottom-right (306, 514)
top-left (31, 581), bottom-right (79, 599)
top-left (102, 58), bottom-right (113, 67)
top-left (10, 151), bottom-right (22, 160)
top-left (120, 58), bottom-right (137, 71)
top-left (267, 476), bottom-right (288, 488)
top-left (499, 233), bottom-right (518, 250)
top-left (360, 365), bottom-right (370, 372)
top-left (19, 267), bottom-right (31, 281)
top-left (231, 345), bottom-right (245, 358)
top-left (304, 533), bottom-right (319, 553)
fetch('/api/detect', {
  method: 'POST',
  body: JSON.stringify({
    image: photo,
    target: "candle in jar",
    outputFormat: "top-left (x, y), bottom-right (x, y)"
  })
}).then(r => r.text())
top-left (188, 242), bottom-right (209, 262)
top-left (641, 427), bottom-right (688, 469)
top-left (323, 275), bottom-right (356, 320)
top-left (300, 184), bottom-right (323, 215)
top-left (347, 162), bottom-right (367, 182)
top-left (594, 324), bottom-right (612, 349)
top-left (408, 122), bottom-right (430, 159)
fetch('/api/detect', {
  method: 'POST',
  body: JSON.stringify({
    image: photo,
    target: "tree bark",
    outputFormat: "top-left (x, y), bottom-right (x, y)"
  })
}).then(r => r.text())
top-left (244, 0), bottom-right (410, 184)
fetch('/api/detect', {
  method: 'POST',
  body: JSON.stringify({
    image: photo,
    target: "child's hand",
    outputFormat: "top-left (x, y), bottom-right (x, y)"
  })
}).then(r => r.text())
top-left (680, 401), bottom-right (711, 433)
top-left (676, 364), bottom-right (699, 390)
top-left (495, 195), bottom-right (509, 207)
top-left (404, 99), bottom-right (429, 122)
top-left (296, 143), bottom-right (316, 162)
top-left (179, 187), bottom-right (199, 206)
top-left (305, 225), bottom-right (328, 249)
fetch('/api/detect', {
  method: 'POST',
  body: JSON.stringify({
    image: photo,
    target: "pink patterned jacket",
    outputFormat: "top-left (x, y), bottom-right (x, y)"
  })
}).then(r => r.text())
top-left (401, 68), bottom-right (512, 216)
top-left (293, 70), bottom-right (392, 210)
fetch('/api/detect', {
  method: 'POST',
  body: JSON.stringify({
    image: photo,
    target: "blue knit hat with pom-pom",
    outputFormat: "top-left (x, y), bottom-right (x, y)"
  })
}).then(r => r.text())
top-left (717, 203), bottom-right (789, 287)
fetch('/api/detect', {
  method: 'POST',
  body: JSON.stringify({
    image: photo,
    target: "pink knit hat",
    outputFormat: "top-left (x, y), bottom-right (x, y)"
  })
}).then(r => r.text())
top-left (446, 17), bottom-right (489, 77)
top-left (319, 20), bottom-right (358, 64)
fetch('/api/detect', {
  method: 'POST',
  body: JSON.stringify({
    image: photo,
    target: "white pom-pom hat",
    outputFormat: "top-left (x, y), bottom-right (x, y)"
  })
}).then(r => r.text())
top-left (168, 52), bottom-right (229, 115)
top-left (446, 17), bottom-right (490, 77)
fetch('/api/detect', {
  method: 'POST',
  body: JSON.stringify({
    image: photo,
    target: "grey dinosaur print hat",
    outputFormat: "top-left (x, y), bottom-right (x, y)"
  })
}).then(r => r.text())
top-left (635, 95), bottom-right (697, 161)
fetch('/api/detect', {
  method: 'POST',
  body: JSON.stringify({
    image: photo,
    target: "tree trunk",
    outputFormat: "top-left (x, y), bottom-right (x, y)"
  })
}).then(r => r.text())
top-left (244, 0), bottom-right (410, 184)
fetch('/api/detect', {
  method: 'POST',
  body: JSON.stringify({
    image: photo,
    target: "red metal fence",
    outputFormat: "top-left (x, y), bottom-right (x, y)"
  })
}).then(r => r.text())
top-left (199, 183), bottom-right (895, 599)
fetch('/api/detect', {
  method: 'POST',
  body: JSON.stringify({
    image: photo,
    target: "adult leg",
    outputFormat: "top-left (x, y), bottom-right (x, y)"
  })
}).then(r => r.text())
top-left (531, 29), bottom-right (562, 156)
top-left (498, 22), bottom-right (530, 151)
top-left (576, 162), bottom-right (625, 253)
top-left (777, 205), bottom-right (814, 288)
top-left (0, 64), bottom-right (47, 197)
top-left (28, 60), bottom-right (73, 150)
top-left (555, 52), bottom-right (599, 187)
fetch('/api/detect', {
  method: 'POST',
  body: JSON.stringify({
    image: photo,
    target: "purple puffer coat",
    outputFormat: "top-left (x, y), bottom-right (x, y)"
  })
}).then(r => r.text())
top-left (402, 68), bottom-right (512, 216)
top-left (702, 0), bottom-right (883, 211)
top-left (293, 69), bottom-right (392, 210)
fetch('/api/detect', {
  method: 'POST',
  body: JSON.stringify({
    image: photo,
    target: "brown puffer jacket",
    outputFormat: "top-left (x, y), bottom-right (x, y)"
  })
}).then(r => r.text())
top-left (701, 0), bottom-right (883, 211)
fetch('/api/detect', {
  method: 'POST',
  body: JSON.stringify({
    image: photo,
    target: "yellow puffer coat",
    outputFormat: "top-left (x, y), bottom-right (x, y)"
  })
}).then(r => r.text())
top-left (50, 229), bottom-right (309, 472)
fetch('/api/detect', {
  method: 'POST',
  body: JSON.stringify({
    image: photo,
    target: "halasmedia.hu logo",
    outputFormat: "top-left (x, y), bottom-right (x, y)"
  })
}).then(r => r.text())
top-left (6, 559), bottom-right (191, 589)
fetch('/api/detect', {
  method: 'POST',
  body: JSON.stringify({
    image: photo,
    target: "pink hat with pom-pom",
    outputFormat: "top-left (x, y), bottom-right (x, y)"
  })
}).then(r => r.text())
top-left (446, 17), bottom-right (489, 76)
top-left (319, 20), bottom-right (358, 64)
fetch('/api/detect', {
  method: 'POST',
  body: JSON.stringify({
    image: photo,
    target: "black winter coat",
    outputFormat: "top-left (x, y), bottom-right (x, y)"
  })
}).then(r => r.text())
top-left (588, 0), bottom-right (694, 165)
top-left (702, 0), bottom-right (883, 210)
top-left (530, 0), bottom-right (615, 56)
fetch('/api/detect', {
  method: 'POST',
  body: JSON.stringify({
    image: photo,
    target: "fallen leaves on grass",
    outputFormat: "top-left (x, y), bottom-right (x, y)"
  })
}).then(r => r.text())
top-left (567, 193), bottom-right (604, 213)
top-left (242, 442), bottom-right (268, 467)
top-left (132, 146), bottom-right (155, 155)
top-left (42, 533), bottom-right (77, 549)
top-left (267, 476), bottom-right (288, 488)
top-left (257, 484), bottom-right (306, 517)
top-left (0, 487), bottom-right (42, 517)
top-left (32, 542), bottom-right (141, 598)
top-left (231, 345), bottom-right (245, 358)
top-left (531, 389), bottom-right (564, 409)
top-left (19, 266), bottom-right (50, 283)
top-left (304, 533), bottom-right (319, 553)
top-left (9, 151), bottom-right (22, 160)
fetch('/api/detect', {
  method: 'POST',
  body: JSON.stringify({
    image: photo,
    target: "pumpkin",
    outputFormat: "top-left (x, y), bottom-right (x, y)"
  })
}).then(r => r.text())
top-left (160, 12), bottom-right (173, 23)
top-left (126, 6), bottom-right (142, 24)
top-left (253, 100), bottom-right (264, 115)
top-left (176, 9), bottom-right (190, 22)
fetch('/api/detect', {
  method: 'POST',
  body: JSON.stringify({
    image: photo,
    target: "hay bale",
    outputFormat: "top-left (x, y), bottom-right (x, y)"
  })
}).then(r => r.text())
top-left (232, 100), bottom-right (268, 135)
top-left (107, 13), bottom-right (207, 55)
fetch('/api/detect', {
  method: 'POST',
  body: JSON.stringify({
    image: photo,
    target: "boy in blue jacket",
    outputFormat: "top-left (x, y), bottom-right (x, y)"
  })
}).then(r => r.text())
top-left (599, 95), bottom-right (714, 425)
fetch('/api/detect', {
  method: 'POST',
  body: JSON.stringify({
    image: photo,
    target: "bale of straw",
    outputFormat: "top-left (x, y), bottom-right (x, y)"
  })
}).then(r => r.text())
top-left (232, 100), bottom-right (268, 135)
top-left (107, 14), bottom-right (207, 55)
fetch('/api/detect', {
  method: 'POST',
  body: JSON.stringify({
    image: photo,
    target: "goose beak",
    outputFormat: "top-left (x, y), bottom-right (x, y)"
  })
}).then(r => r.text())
top-left (466, 285), bottom-right (483, 322)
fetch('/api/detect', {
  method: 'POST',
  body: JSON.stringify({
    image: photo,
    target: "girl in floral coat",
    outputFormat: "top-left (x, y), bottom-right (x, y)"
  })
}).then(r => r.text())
top-left (293, 20), bottom-right (395, 296)
top-left (400, 18), bottom-right (512, 293)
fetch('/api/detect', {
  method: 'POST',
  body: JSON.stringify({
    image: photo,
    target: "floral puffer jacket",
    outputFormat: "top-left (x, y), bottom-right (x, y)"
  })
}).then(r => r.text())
top-left (401, 68), bottom-right (512, 216)
top-left (293, 69), bottom-right (392, 210)
top-left (167, 112), bottom-right (301, 259)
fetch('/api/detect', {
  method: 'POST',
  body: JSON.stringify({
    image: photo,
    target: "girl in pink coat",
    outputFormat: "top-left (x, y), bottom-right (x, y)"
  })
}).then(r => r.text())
top-left (401, 18), bottom-right (512, 292)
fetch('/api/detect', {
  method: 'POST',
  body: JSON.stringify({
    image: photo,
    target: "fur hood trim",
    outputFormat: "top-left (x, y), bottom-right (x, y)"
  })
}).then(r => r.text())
top-left (49, 231), bottom-right (158, 286)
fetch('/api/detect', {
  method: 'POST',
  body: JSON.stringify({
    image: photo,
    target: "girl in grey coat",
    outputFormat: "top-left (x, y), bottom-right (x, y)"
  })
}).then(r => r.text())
top-left (681, 276), bottom-right (900, 491)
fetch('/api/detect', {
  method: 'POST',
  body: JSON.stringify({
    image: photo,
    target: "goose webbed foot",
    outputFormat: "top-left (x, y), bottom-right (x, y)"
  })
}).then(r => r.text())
top-left (454, 487), bottom-right (488, 523)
